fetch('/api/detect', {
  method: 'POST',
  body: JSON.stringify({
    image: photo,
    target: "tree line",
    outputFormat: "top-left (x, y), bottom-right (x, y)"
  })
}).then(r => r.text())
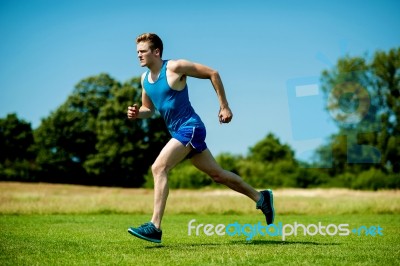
top-left (1, 48), bottom-right (399, 189)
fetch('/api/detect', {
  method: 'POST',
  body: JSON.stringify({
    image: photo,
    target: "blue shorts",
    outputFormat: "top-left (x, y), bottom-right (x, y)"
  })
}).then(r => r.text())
top-left (172, 126), bottom-right (207, 157)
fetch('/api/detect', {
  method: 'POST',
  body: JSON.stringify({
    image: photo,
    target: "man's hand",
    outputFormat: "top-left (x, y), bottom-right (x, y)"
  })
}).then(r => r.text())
top-left (218, 106), bottom-right (233, 124)
top-left (127, 104), bottom-right (139, 120)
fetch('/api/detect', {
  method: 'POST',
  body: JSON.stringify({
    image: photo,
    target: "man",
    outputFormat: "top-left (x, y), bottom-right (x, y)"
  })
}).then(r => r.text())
top-left (127, 33), bottom-right (274, 243)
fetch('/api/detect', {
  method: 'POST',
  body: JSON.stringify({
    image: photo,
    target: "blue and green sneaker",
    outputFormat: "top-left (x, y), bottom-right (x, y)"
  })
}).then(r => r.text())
top-left (128, 222), bottom-right (162, 243)
top-left (256, 189), bottom-right (275, 225)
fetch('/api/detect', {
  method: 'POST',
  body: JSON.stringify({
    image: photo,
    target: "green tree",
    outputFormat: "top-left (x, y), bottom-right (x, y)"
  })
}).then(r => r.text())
top-left (317, 47), bottom-right (400, 175)
top-left (34, 73), bottom-right (169, 186)
top-left (83, 77), bottom-right (169, 186)
top-left (372, 48), bottom-right (400, 173)
top-left (248, 133), bottom-right (295, 163)
top-left (238, 133), bottom-right (303, 188)
top-left (34, 74), bottom-right (117, 183)
top-left (215, 153), bottom-right (242, 175)
top-left (0, 113), bottom-right (36, 180)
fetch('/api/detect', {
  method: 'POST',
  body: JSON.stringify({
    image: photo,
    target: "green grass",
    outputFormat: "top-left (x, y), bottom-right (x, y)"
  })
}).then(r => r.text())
top-left (1, 214), bottom-right (399, 265)
top-left (0, 182), bottom-right (399, 265)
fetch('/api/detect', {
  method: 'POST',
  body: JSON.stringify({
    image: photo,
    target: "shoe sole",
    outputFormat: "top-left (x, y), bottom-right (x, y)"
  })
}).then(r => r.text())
top-left (127, 228), bottom-right (161, 243)
top-left (266, 189), bottom-right (275, 225)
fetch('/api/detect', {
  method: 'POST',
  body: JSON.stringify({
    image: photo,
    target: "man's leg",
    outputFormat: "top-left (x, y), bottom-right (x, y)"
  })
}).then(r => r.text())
top-left (150, 138), bottom-right (192, 229)
top-left (190, 148), bottom-right (275, 225)
top-left (190, 148), bottom-right (260, 202)
top-left (128, 139), bottom-right (191, 243)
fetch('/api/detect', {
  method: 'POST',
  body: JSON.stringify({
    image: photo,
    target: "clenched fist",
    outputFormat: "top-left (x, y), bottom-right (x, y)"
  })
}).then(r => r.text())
top-left (218, 106), bottom-right (233, 124)
top-left (127, 104), bottom-right (139, 120)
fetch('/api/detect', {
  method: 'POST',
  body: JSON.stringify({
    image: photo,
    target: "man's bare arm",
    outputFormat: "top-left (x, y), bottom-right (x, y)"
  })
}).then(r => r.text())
top-left (127, 74), bottom-right (155, 120)
top-left (168, 59), bottom-right (233, 123)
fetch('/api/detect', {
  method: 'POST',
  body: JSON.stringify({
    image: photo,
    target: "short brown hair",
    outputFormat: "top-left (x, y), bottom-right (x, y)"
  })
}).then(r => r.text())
top-left (136, 33), bottom-right (163, 57)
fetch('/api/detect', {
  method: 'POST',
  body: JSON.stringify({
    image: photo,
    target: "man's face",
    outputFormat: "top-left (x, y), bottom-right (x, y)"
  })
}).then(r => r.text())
top-left (136, 41), bottom-right (158, 67)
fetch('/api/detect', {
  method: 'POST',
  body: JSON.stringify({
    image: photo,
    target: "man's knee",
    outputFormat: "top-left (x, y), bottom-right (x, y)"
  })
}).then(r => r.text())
top-left (207, 169), bottom-right (227, 184)
top-left (152, 163), bottom-right (167, 177)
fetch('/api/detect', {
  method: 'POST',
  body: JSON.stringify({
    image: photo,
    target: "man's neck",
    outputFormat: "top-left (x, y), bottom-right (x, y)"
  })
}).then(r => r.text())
top-left (148, 58), bottom-right (163, 75)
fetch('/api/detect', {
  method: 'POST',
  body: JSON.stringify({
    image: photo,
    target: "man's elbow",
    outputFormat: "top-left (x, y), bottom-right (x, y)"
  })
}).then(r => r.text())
top-left (146, 107), bottom-right (156, 117)
top-left (210, 70), bottom-right (221, 81)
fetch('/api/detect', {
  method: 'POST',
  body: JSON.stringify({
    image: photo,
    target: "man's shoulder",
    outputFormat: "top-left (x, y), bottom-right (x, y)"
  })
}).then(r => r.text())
top-left (166, 59), bottom-right (188, 73)
top-left (165, 59), bottom-right (176, 67)
top-left (166, 59), bottom-right (187, 65)
top-left (140, 72), bottom-right (147, 80)
top-left (140, 72), bottom-right (147, 88)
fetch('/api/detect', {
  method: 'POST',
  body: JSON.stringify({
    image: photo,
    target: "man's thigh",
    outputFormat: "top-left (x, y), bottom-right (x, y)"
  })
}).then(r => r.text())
top-left (153, 138), bottom-right (192, 172)
top-left (190, 148), bottom-right (221, 175)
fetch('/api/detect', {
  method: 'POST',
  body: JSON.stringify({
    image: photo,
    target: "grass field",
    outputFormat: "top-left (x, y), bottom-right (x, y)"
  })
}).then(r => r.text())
top-left (0, 182), bottom-right (399, 265)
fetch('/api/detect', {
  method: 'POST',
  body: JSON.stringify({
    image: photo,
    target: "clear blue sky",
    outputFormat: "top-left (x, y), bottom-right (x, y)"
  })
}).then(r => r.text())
top-left (1, 0), bottom-right (399, 161)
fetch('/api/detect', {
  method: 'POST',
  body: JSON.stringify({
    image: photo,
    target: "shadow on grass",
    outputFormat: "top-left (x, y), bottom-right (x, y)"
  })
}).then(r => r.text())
top-left (145, 242), bottom-right (222, 249)
top-left (230, 240), bottom-right (341, 246)
top-left (145, 239), bottom-right (341, 249)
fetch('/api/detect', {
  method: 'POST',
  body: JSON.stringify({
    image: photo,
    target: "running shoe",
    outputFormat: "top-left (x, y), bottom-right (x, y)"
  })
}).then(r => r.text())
top-left (256, 189), bottom-right (275, 225)
top-left (128, 222), bottom-right (162, 243)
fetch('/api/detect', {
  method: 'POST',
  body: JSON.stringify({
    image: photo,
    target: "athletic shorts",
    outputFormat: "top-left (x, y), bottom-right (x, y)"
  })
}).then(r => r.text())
top-left (172, 126), bottom-right (207, 157)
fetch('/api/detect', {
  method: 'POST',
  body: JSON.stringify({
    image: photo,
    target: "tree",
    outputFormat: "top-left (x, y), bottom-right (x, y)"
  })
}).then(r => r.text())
top-left (83, 77), bottom-right (169, 186)
top-left (237, 133), bottom-right (302, 188)
top-left (0, 113), bottom-right (36, 180)
top-left (34, 73), bottom-right (170, 186)
top-left (34, 74), bottom-right (117, 183)
top-left (248, 133), bottom-right (295, 163)
top-left (317, 47), bottom-right (400, 174)
top-left (372, 48), bottom-right (400, 173)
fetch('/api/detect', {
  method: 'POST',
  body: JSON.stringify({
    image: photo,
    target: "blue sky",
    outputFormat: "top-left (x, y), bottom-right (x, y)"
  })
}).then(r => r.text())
top-left (1, 0), bottom-right (399, 161)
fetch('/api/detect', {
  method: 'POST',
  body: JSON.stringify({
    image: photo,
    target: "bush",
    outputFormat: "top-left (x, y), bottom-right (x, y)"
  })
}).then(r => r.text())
top-left (327, 172), bottom-right (357, 188)
top-left (351, 169), bottom-right (399, 190)
top-left (0, 159), bottom-right (37, 181)
top-left (169, 163), bottom-right (212, 188)
top-left (236, 160), bottom-right (302, 188)
top-left (292, 167), bottom-right (330, 188)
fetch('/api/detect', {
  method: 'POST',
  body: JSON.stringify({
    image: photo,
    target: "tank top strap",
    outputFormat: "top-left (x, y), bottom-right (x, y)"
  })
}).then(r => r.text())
top-left (160, 59), bottom-right (169, 79)
top-left (144, 60), bottom-right (169, 83)
top-left (144, 69), bottom-right (150, 82)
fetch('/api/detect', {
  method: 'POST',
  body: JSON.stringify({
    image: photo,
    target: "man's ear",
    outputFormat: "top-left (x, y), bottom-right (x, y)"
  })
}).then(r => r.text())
top-left (154, 48), bottom-right (161, 57)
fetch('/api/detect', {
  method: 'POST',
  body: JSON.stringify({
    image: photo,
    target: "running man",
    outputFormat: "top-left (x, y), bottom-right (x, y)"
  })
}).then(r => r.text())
top-left (127, 33), bottom-right (274, 243)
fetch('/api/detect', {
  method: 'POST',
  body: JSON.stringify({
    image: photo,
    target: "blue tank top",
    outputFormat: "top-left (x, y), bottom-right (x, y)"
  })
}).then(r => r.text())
top-left (143, 60), bottom-right (205, 135)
